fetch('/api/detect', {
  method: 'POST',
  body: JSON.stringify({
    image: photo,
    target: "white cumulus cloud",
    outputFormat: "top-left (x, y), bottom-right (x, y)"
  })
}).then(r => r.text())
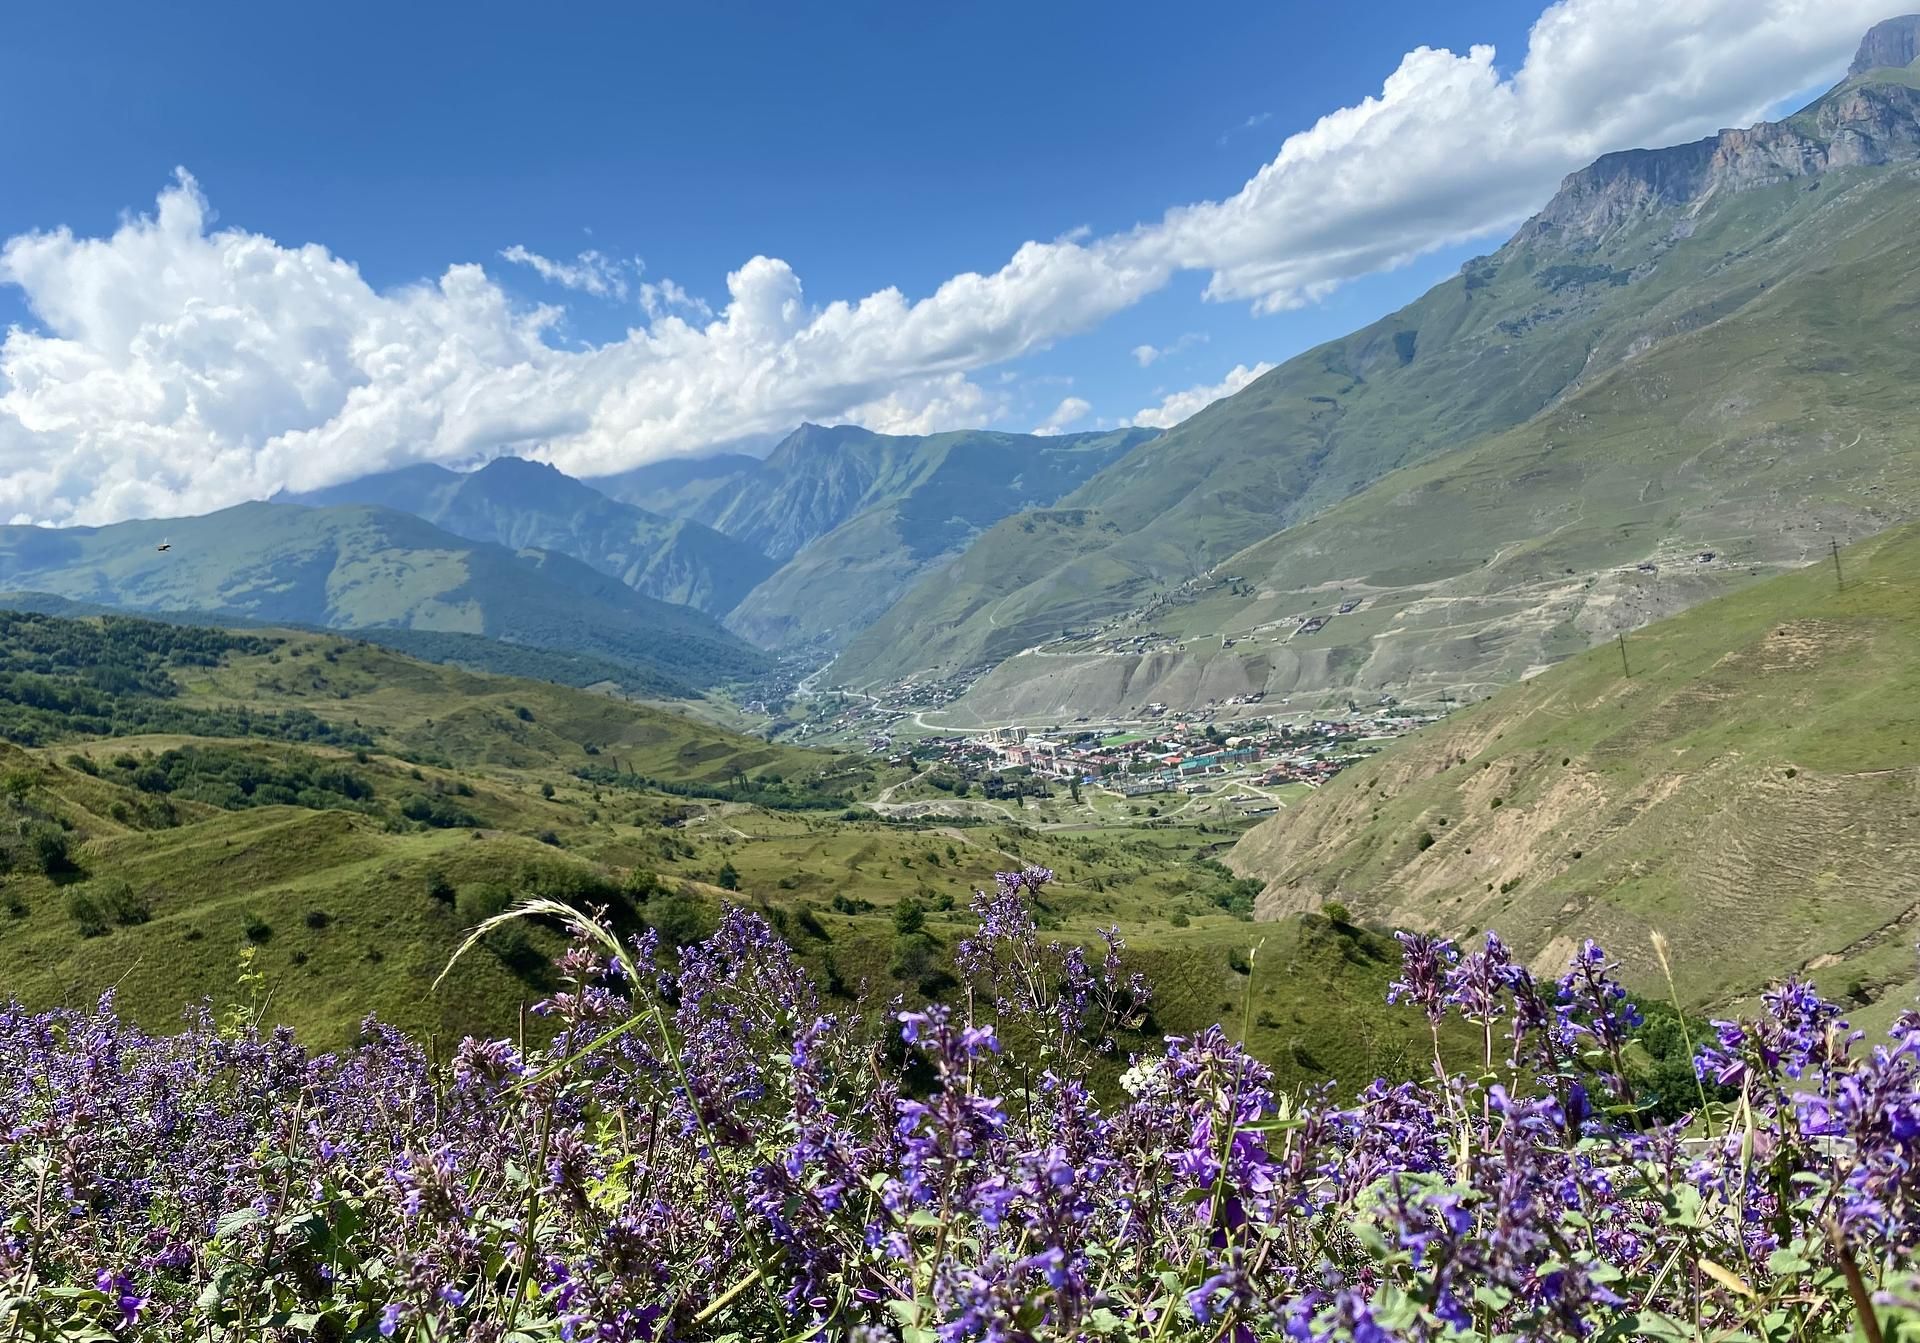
top-left (0, 0), bottom-right (1889, 522)
top-left (1033, 396), bottom-right (1093, 435)
top-left (1129, 363), bottom-right (1275, 430)
top-left (1138, 0), bottom-right (1890, 311)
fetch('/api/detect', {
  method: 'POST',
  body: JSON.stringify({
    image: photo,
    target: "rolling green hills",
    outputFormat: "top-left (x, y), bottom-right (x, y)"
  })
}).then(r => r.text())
top-left (0, 501), bottom-right (770, 697)
top-left (0, 608), bottom-right (1436, 1090)
top-left (833, 63), bottom-right (1920, 714)
top-left (282, 456), bottom-right (775, 615)
top-left (1226, 522), bottom-right (1920, 1022)
top-left (0, 610), bottom-right (855, 1043)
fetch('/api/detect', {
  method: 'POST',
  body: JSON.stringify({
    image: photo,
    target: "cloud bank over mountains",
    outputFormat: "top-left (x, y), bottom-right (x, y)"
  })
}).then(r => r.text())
top-left (0, 0), bottom-right (1886, 525)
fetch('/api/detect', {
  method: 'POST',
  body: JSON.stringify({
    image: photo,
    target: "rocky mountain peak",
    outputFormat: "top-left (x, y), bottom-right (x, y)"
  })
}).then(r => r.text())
top-left (1517, 47), bottom-right (1920, 249)
top-left (1851, 14), bottom-right (1920, 75)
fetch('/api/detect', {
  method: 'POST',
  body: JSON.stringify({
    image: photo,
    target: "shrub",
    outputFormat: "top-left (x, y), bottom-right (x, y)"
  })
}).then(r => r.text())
top-left (399, 795), bottom-right (479, 829)
top-left (425, 870), bottom-right (457, 905)
top-left (241, 912), bottom-right (273, 944)
top-left (91, 878), bottom-right (150, 926)
top-left (1324, 901), bottom-right (1352, 926)
top-left (647, 891), bottom-right (710, 947)
top-left (20, 821), bottom-right (78, 876)
top-left (1417, 830), bottom-right (1436, 851)
top-left (887, 930), bottom-right (941, 989)
top-left (65, 889), bottom-right (109, 937)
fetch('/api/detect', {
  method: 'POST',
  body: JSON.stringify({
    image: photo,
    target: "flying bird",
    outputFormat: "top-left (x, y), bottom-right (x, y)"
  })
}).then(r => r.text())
top-left (155, 539), bottom-right (171, 552)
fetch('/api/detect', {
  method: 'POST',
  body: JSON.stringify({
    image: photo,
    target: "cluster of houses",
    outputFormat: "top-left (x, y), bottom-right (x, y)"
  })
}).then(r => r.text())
top-left (890, 703), bottom-right (1446, 804)
top-left (783, 665), bottom-right (997, 743)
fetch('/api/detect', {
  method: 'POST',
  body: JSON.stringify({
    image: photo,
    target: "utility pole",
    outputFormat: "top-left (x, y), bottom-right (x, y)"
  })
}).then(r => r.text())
top-left (1831, 538), bottom-right (1844, 592)
top-left (1618, 633), bottom-right (1630, 679)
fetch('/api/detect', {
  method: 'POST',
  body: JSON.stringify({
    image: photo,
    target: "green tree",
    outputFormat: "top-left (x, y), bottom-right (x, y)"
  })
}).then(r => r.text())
top-left (892, 895), bottom-right (927, 935)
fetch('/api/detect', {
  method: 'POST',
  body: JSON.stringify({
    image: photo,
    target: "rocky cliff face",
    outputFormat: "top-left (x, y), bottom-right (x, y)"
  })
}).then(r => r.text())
top-left (1851, 14), bottom-right (1920, 75)
top-left (1517, 76), bottom-right (1920, 248)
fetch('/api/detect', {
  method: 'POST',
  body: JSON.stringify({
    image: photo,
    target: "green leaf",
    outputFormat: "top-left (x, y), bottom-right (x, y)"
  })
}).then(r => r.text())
top-left (1767, 1246), bottom-right (1813, 1276)
top-left (212, 1206), bottom-right (265, 1242)
top-left (1244, 1116), bottom-right (1308, 1132)
top-left (1662, 1185), bottom-right (1704, 1228)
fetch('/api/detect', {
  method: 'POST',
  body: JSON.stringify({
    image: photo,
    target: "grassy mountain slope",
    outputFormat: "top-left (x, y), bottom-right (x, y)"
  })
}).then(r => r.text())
top-left (602, 424), bottom-right (1155, 650)
top-left (690, 424), bottom-right (1155, 563)
top-left (284, 457), bottom-right (776, 615)
top-left (0, 501), bottom-right (770, 696)
top-left (0, 612), bottom-right (855, 1044)
top-left (1226, 523), bottom-right (1920, 1017)
top-left (835, 69), bottom-right (1920, 700)
top-left (724, 426), bottom-right (1156, 649)
top-left (940, 158), bottom-right (1920, 723)
top-left (592, 452), bottom-right (763, 520)
top-left (0, 610), bottom-right (1436, 1089)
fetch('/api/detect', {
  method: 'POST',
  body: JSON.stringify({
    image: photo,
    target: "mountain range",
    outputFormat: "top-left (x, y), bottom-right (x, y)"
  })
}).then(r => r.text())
top-left (0, 502), bottom-right (769, 698)
top-left (279, 456), bottom-right (777, 615)
top-left (829, 39), bottom-right (1920, 716)
top-left (635, 423), bottom-right (1157, 649)
top-left (12, 22), bottom-right (1920, 727)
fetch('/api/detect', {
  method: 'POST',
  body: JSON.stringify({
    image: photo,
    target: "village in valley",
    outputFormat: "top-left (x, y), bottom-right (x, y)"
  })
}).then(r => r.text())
top-left (794, 688), bottom-right (1453, 828)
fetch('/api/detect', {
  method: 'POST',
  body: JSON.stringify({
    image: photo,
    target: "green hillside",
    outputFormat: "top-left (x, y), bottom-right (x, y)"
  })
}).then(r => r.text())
top-left (0, 589), bottom-right (728, 699)
top-left (0, 608), bottom-right (1435, 1089)
top-left (1227, 522), bottom-right (1920, 1023)
top-left (283, 457), bottom-right (775, 614)
top-left (834, 70), bottom-right (1920, 707)
top-left (0, 501), bottom-right (770, 696)
top-left (0, 611), bottom-right (855, 1042)
top-left (592, 451), bottom-right (765, 521)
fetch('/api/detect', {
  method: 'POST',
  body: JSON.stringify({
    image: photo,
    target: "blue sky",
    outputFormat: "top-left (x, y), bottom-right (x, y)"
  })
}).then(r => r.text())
top-left (0, 2), bottom-right (1529, 422)
top-left (0, 0), bottom-right (1884, 521)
